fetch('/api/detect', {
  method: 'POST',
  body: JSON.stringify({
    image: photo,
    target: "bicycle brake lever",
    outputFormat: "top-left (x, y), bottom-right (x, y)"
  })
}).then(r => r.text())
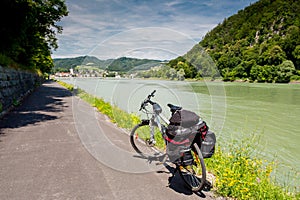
top-left (151, 90), bottom-right (156, 97)
top-left (139, 103), bottom-right (144, 111)
top-left (139, 100), bottom-right (147, 111)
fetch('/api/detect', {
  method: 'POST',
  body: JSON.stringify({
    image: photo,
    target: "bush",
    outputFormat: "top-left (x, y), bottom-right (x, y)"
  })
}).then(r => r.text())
top-left (275, 60), bottom-right (296, 83)
top-left (0, 54), bottom-right (19, 69)
top-left (290, 75), bottom-right (300, 81)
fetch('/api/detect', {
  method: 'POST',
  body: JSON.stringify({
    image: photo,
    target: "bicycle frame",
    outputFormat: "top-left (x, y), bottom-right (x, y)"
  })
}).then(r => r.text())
top-left (143, 105), bottom-right (170, 145)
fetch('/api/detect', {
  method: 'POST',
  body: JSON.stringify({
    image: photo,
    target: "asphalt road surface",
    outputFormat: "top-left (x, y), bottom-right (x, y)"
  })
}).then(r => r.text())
top-left (0, 81), bottom-right (217, 200)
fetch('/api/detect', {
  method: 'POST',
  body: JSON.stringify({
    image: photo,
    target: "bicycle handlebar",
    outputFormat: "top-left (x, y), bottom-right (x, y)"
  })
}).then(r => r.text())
top-left (149, 90), bottom-right (156, 98)
top-left (139, 90), bottom-right (156, 111)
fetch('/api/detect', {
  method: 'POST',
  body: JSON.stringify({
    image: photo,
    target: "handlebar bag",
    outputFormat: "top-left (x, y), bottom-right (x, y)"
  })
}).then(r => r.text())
top-left (169, 109), bottom-right (200, 128)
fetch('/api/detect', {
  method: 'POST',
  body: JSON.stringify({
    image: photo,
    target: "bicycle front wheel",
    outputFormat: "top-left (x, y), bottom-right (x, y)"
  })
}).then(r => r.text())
top-left (178, 143), bottom-right (206, 192)
top-left (130, 123), bottom-right (165, 161)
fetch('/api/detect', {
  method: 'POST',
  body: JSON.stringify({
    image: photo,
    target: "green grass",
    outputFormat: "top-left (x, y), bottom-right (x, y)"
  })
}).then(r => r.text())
top-left (57, 80), bottom-right (299, 200)
top-left (205, 134), bottom-right (299, 199)
top-left (57, 81), bottom-right (74, 91)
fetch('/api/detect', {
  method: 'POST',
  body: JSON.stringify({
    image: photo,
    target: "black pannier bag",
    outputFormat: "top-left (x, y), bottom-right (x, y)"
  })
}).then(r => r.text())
top-left (166, 141), bottom-right (194, 166)
top-left (187, 121), bottom-right (216, 159)
top-left (167, 124), bottom-right (200, 138)
top-left (165, 127), bottom-right (192, 165)
top-left (169, 109), bottom-right (200, 128)
top-left (166, 109), bottom-right (201, 165)
top-left (199, 130), bottom-right (216, 158)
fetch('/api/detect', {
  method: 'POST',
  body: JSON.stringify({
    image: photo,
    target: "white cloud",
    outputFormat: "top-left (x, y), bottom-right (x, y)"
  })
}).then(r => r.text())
top-left (87, 27), bottom-right (197, 60)
top-left (52, 0), bottom-right (258, 60)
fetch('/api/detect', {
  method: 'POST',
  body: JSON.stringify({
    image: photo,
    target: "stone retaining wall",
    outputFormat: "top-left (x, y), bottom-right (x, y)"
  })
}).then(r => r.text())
top-left (0, 65), bottom-right (41, 117)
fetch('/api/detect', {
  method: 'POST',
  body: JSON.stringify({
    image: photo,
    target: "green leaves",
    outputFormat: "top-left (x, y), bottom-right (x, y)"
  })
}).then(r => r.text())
top-left (0, 0), bottom-right (68, 73)
top-left (197, 0), bottom-right (300, 82)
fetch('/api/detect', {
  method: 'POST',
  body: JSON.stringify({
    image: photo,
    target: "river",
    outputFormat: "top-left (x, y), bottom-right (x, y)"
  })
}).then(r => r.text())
top-left (59, 77), bottom-right (300, 188)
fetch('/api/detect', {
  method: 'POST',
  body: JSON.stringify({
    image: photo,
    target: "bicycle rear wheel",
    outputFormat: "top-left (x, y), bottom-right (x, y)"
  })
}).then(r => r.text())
top-left (130, 123), bottom-right (165, 161)
top-left (178, 143), bottom-right (206, 192)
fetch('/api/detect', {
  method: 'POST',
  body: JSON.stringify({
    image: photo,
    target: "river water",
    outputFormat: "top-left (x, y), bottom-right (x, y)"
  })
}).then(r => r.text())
top-left (59, 77), bottom-right (300, 188)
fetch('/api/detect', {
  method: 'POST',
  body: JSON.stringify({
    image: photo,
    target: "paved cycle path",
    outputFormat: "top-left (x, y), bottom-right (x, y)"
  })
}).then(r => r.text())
top-left (0, 81), bottom-right (216, 200)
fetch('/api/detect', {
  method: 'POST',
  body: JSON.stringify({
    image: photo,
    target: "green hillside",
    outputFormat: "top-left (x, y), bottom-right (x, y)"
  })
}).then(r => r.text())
top-left (53, 56), bottom-right (111, 72)
top-left (106, 57), bottom-right (162, 72)
top-left (53, 56), bottom-right (162, 73)
top-left (169, 0), bottom-right (300, 83)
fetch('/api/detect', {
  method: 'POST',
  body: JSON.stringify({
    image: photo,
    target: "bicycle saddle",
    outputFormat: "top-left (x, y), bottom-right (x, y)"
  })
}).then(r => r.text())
top-left (167, 103), bottom-right (182, 114)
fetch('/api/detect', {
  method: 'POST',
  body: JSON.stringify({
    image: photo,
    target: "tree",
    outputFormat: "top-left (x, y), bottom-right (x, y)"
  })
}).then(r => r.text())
top-left (292, 45), bottom-right (300, 69)
top-left (175, 61), bottom-right (196, 78)
top-left (0, 0), bottom-right (68, 73)
top-left (168, 68), bottom-right (177, 80)
top-left (275, 60), bottom-right (296, 83)
top-left (237, 59), bottom-right (256, 78)
top-left (250, 64), bottom-right (275, 83)
top-left (196, 0), bottom-right (300, 82)
top-left (281, 26), bottom-right (300, 68)
top-left (167, 57), bottom-right (197, 79)
top-left (222, 68), bottom-right (235, 82)
top-left (260, 45), bottom-right (286, 66)
top-left (177, 68), bottom-right (185, 81)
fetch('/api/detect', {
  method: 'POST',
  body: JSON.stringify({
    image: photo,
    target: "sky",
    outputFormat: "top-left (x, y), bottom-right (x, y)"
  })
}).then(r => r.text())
top-left (52, 0), bottom-right (258, 61)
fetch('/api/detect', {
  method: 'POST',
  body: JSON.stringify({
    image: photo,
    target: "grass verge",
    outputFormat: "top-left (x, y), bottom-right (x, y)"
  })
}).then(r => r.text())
top-left (205, 134), bottom-right (300, 199)
top-left (57, 80), bottom-right (299, 200)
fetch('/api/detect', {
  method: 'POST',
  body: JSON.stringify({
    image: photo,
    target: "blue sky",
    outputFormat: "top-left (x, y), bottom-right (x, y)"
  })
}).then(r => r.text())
top-left (52, 0), bottom-right (258, 60)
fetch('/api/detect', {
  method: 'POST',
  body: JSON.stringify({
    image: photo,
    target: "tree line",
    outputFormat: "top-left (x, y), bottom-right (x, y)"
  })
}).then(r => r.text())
top-left (168, 0), bottom-right (300, 83)
top-left (0, 0), bottom-right (68, 74)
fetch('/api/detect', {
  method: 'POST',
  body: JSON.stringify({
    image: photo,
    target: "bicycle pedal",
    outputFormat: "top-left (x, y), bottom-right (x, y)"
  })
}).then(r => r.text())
top-left (145, 139), bottom-right (156, 147)
top-left (179, 166), bottom-right (187, 172)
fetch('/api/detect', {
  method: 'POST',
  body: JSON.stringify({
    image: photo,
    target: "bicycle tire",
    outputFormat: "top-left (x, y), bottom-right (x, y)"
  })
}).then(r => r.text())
top-left (130, 123), bottom-right (165, 161)
top-left (178, 142), bottom-right (206, 192)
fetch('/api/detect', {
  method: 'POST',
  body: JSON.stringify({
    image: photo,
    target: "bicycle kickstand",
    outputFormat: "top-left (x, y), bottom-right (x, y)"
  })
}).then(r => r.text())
top-left (168, 166), bottom-right (179, 186)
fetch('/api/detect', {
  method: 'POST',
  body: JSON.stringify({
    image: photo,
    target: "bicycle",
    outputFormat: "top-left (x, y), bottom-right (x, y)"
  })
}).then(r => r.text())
top-left (130, 90), bottom-right (206, 192)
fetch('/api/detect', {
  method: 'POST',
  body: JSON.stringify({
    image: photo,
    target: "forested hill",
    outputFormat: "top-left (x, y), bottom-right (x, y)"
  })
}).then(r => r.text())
top-left (106, 57), bottom-right (162, 72)
top-left (53, 56), bottom-right (162, 72)
top-left (169, 0), bottom-right (300, 83)
top-left (53, 56), bottom-right (111, 71)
